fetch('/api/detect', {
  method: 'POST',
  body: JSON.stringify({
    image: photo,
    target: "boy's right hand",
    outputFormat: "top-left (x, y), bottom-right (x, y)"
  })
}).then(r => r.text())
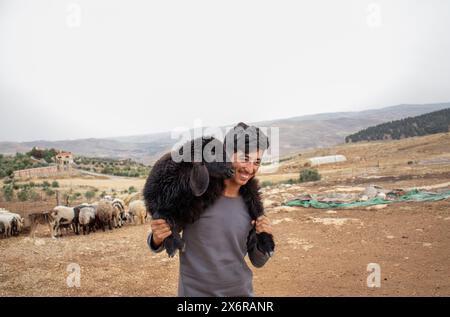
top-left (151, 219), bottom-right (172, 247)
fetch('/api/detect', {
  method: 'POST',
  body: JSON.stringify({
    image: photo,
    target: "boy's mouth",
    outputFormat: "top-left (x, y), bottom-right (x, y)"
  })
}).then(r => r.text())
top-left (237, 170), bottom-right (252, 181)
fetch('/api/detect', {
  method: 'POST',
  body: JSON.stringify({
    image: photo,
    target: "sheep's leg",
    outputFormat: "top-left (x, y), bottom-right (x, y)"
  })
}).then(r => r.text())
top-left (48, 222), bottom-right (55, 238)
top-left (50, 221), bottom-right (57, 238)
top-left (29, 222), bottom-right (37, 239)
top-left (256, 232), bottom-right (275, 257)
top-left (53, 222), bottom-right (59, 238)
top-left (74, 223), bottom-right (80, 235)
top-left (172, 225), bottom-right (185, 252)
top-left (163, 220), bottom-right (184, 257)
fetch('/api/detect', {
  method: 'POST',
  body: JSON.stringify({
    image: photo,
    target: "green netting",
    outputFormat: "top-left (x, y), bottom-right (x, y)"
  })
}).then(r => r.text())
top-left (283, 189), bottom-right (450, 209)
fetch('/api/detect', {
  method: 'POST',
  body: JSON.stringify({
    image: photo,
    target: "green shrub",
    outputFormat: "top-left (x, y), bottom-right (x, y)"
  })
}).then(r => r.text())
top-left (17, 188), bottom-right (29, 201)
top-left (45, 188), bottom-right (55, 197)
top-left (84, 191), bottom-right (96, 201)
top-left (299, 168), bottom-right (321, 183)
top-left (283, 178), bottom-right (299, 185)
top-left (261, 181), bottom-right (274, 188)
top-left (29, 189), bottom-right (40, 201)
top-left (2, 184), bottom-right (14, 201)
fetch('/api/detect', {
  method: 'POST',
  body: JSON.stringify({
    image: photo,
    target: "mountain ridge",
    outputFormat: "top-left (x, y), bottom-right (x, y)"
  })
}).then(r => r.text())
top-left (1, 102), bottom-right (449, 164)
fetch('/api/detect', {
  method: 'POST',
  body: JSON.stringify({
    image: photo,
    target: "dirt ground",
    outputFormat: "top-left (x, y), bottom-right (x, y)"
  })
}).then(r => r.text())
top-left (1, 133), bottom-right (449, 296)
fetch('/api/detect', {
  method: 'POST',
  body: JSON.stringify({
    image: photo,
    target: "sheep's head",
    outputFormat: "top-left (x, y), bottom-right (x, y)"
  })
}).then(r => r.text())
top-left (187, 137), bottom-right (234, 196)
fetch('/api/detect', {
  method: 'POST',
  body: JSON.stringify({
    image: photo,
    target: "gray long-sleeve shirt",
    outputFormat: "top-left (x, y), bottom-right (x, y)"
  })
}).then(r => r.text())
top-left (147, 194), bottom-right (271, 297)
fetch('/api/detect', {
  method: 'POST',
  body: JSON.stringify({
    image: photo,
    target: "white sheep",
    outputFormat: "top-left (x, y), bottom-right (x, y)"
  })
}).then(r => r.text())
top-left (0, 214), bottom-right (14, 238)
top-left (128, 200), bottom-right (147, 225)
top-left (0, 210), bottom-right (24, 236)
top-left (79, 206), bottom-right (96, 235)
top-left (51, 206), bottom-right (77, 238)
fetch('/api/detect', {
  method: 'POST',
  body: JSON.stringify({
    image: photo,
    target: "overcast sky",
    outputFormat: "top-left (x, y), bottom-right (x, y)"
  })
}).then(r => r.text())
top-left (1, 0), bottom-right (450, 142)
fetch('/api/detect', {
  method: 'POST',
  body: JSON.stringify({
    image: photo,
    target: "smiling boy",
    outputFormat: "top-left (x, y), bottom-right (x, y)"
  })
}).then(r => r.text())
top-left (148, 122), bottom-right (273, 296)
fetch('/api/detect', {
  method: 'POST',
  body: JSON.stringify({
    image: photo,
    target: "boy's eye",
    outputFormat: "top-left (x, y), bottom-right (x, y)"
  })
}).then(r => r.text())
top-left (238, 155), bottom-right (249, 162)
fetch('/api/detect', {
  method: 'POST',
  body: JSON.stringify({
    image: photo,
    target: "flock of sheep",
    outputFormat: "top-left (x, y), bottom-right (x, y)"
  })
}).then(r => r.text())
top-left (0, 196), bottom-right (148, 239)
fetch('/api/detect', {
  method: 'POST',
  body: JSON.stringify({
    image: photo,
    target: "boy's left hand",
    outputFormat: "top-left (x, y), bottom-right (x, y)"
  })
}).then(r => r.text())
top-left (251, 216), bottom-right (272, 235)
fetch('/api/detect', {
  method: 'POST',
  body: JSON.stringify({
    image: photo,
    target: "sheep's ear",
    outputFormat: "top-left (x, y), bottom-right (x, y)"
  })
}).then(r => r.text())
top-left (189, 164), bottom-right (209, 196)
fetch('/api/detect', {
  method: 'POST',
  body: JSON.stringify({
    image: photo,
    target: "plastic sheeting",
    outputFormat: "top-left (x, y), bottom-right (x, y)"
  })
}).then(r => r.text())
top-left (283, 189), bottom-right (450, 209)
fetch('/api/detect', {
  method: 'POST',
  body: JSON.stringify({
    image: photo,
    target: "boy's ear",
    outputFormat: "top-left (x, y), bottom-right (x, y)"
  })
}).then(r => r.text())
top-left (189, 163), bottom-right (209, 196)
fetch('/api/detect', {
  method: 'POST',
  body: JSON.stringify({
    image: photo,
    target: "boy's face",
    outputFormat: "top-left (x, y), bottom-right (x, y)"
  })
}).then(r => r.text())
top-left (230, 149), bottom-right (264, 185)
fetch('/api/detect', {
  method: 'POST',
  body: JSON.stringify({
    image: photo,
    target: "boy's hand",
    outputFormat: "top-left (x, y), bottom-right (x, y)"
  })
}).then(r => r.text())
top-left (251, 216), bottom-right (272, 235)
top-left (151, 219), bottom-right (172, 247)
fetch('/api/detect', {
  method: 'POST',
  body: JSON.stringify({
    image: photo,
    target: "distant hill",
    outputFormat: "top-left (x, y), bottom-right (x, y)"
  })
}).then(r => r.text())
top-left (345, 108), bottom-right (450, 143)
top-left (1, 102), bottom-right (449, 163)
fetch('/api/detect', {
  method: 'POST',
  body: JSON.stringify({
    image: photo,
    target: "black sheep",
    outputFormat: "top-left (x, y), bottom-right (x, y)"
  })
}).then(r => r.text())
top-left (143, 136), bottom-right (275, 258)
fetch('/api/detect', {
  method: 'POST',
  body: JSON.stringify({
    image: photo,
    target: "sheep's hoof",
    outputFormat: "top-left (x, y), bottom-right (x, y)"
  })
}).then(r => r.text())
top-left (166, 248), bottom-right (177, 258)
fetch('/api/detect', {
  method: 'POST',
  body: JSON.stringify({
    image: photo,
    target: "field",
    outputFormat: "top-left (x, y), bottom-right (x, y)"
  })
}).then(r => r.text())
top-left (1, 133), bottom-right (449, 296)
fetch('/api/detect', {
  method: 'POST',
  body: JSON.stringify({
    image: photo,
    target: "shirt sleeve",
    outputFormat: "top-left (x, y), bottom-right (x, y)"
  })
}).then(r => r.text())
top-left (147, 232), bottom-right (164, 253)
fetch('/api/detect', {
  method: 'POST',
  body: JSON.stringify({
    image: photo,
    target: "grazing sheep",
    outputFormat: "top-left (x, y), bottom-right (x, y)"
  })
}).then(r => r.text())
top-left (28, 212), bottom-right (55, 238)
top-left (112, 198), bottom-right (128, 226)
top-left (110, 200), bottom-right (123, 228)
top-left (95, 201), bottom-right (114, 231)
top-left (0, 210), bottom-right (24, 237)
top-left (72, 204), bottom-right (93, 235)
top-left (144, 136), bottom-right (275, 258)
top-left (50, 206), bottom-right (78, 238)
top-left (0, 215), bottom-right (14, 238)
top-left (79, 206), bottom-right (96, 235)
top-left (128, 200), bottom-right (147, 225)
top-left (143, 136), bottom-right (236, 257)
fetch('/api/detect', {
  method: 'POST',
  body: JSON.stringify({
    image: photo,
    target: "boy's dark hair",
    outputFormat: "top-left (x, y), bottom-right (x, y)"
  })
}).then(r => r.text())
top-left (223, 122), bottom-right (270, 155)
